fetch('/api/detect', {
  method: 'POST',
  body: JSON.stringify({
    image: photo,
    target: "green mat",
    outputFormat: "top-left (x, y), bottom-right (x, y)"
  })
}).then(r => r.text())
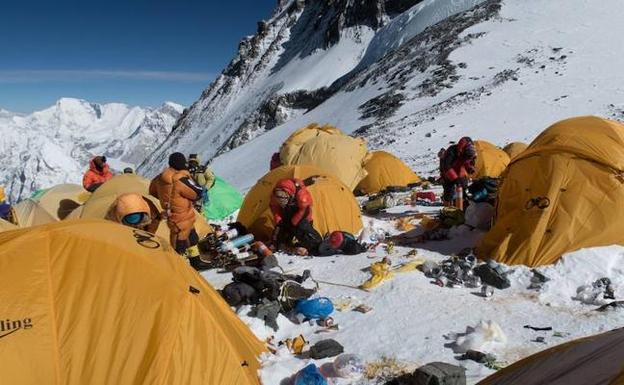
top-left (203, 176), bottom-right (243, 220)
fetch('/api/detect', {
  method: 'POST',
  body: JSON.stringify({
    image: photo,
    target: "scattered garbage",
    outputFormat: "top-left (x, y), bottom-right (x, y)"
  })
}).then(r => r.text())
top-left (333, 354), bottom-right (365, 379)
top-left (481, 285), bottom-right (494, 298)
top-left (420, 253), bottom-right (487, 290)
top-left (532, 336), bottom-right (546, 344)
top-left (353, 304), bottom-right (373, 314)
top-left (295, 297), bottom-right (334, 321)
top-left (523, 325), bottom-right (553, 331)
top-left (412, 362), bottom-right (466, 385)
top-left (460, 350), bottom-right (505, 370)
top-left (595, 300), bottom-right (624, 312)
top-left (528, 269), bottom-right (550, 290)
top-left (250, 299), bottom-right (281, 331)
top-left (575, 277), bottom-right (616, 305)
top-left (361, 258), bottom-right (394, 289)
top-left (452, 320), bottom-right (507, 354)
top-left (294, 363), bottom-right (327, 385)
top-left (281, 335), bottom-right (308, 354)
top-left (309, 339), bottom-right (344, 359)
top-left (473, 260), bottom-right (511, 290)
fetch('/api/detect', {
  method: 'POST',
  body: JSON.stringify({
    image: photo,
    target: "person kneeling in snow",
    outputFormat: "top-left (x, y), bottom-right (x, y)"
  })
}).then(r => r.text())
top-left (318, 231), bottom-right (367, 256)
top-left (270, 178), bottom-right (322, 255)
top-left (106, 193), bottom-right (161, 234)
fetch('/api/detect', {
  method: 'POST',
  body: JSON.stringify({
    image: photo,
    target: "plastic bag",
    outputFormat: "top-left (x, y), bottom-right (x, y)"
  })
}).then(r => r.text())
top-left (295, 297), bottom-right (334, 320)
top-left (333, 354), bottom-right (365, 378)
top-left (294, 364), bottom-right (327, 385)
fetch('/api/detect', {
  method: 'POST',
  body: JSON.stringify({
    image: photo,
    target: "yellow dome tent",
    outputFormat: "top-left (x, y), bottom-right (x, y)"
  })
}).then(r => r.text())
top-left (31, 183), bottom-right (90, 220)
top-left (0, 218), bottom-right (17, 232)
top-left (502, 141), bottom-right (528, 160)
top-left (478, 327), bottom-right (624, 385)
top-left (279, 124), bottom-right (370, 190)
top-left (79, 174), bottom-right (213, 239)
top-left (471, 140), bottom-right (510, 179)
top-left (356, 151), bottom-right (421, 195)
top-left (13, 199), bottom-right (57, 227)
top-left (478, 116), bottom-right (624, 267)
top-left (0, 220), bottom-right (264, 385)
top-left (238, 164), bottom-right (363, 241)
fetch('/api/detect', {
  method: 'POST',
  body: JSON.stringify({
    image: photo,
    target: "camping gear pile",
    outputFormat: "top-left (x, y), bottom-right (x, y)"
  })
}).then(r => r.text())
top-left (420, 252), bottom-right (511, 291)
top-left (198, 222), bottom-right (278, 270)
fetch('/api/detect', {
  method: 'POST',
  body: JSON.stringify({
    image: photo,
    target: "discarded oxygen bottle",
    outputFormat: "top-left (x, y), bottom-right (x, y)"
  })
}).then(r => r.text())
top-left (217, 227), bottom-right (239, 241)
top-left (454, 185), bottom-right (464, 210)
top-left (252, 241), bottom-right (273, 257)
top-left (219, 233), bottom-right (254, 252)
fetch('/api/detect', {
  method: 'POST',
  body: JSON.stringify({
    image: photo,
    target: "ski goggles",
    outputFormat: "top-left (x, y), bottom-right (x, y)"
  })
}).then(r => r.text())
top-left (122, 212), bottom-right (149, 226)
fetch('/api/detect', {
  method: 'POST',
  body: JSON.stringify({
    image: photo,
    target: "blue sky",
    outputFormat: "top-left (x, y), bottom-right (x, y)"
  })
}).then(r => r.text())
top-left (0, 0), bottom-right (275, 112)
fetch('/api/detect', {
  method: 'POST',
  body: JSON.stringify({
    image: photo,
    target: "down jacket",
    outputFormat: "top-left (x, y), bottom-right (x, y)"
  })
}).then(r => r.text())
top-left (82, 157), bottom-right (113, 192)
top-left (149, 168), bottom-right (202, 243)
top-left (269, 178), bottom-right (313, 227)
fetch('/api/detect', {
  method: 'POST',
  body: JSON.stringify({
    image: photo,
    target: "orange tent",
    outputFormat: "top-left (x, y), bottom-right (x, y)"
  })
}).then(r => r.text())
top-left (0, 220), bottom-right (264, 385)
top-left (238, 165), bottom-right (363, 241)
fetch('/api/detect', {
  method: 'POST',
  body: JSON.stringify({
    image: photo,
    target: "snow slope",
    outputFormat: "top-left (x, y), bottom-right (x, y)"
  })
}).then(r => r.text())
top-left (197, 0), bottom-right (624, 192)
top-left (0, 98), bottom-right (183, 202)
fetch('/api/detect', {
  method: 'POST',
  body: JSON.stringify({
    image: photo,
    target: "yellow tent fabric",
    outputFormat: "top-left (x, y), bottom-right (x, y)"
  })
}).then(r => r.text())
top-left (478, 116), bottom-right (624, 267)
top-left (502, 142), bottom-right (528, 160)
top-left (471, 140), bottom-right (510, 179)
top-left (356, 151), bottom-right (421, 194)
top-left (79, 174), bottom-right (213, 239)
top-left (0, 218), bottom-right (17, 232)
top-left (238, 164), bottom-right (363, 241)
top-left (279, 124), bottom-right (370, 190)
top-left (32, 183), bottom-right (88, 220)
top-left (13, 199), bottom-right (58, 227)
top-left (0, 219), bottom-right (264, 385)
top-left (478, 327), bottom-right (624, 385)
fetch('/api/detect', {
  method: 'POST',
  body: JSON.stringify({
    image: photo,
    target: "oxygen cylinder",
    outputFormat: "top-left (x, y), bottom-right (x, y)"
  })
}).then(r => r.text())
top-left (252, 241), bottom-right (273, 257)
top-left (219, 234), bottom-right (254, 252)
top-left (217, 227), bottom-right (239, 241)
top-left (454, 185), bottom-right (464, 210)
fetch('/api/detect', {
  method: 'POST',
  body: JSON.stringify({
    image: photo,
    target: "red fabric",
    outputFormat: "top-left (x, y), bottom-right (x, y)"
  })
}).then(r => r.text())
top-left (270, 178), bottom-right (313, 226)
top-left (82, 157), bottom-right (113, 190)
top-left (270, 152), bottom-right (282, 170)
top-left (416, 192), bottom-right (436, 202)
top-left (329, 231), bottom-right (344, 249)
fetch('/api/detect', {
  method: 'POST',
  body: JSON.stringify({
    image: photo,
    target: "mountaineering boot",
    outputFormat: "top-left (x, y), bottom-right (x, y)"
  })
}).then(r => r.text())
top-left (186, 244), bottom-right (212, 272)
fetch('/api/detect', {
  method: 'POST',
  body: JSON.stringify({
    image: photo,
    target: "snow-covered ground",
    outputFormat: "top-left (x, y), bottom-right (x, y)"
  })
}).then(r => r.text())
top-left (202, 202), bottom-right (624, 384)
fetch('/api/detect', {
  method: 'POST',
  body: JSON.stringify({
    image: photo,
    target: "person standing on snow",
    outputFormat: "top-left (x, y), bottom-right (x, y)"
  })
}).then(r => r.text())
top-left (149, 152), bottom-right (210, 271)
top-left (439, 137), bottom-right (477, 206)
top-left (82, 156), bottom-right (113, 192)
top-left (270, 178), bottom-right (322, 255)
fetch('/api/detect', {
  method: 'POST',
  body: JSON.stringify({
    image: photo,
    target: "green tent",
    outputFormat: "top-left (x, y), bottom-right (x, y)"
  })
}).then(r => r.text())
top-left (203, 176), bottom-right (243, 220)
top-left (30, 189), bottom-right (48, 200)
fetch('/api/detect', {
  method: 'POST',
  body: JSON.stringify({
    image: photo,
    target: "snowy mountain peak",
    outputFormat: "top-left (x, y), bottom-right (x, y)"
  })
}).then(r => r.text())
top-left (139, 0), bottom-right (427, 175)
top-left (0, 98), bottom-right (184, 202)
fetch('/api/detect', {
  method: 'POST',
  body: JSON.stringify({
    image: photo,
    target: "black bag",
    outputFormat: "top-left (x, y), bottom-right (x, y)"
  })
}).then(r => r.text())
top-left (309, 339), bottom-right (344, 359)
top-left (221, 282), bottom-right (260, 307)
top-left (412, 362), bottom-right (466, 385)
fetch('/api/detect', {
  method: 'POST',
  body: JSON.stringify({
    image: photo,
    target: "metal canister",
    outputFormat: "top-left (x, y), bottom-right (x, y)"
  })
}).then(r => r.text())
top-left (481, 285), bottom-right (494, 297)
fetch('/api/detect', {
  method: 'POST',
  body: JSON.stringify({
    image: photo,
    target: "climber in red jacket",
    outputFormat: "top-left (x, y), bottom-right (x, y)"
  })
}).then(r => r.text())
top-left (439, 137), bottom-right (477, 206)
top-left (82, 156), bottom-right (113, 192)
top-left (269, 178), bottom-right (322, 255)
